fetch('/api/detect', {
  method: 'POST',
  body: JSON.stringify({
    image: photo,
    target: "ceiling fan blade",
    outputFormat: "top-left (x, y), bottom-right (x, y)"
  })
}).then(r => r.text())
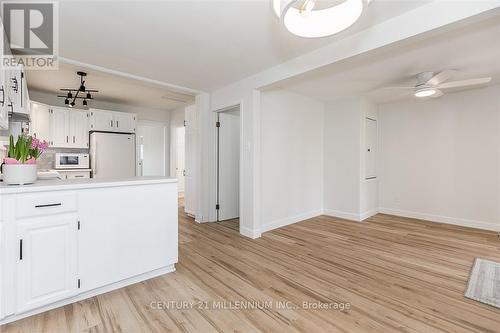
top-left (438, 77), bottom-right (492, 89)
top-left (430, 89), bottom-right (444, 98)
top-left (426, 70), bottom-right (456, 86)
top-left (379, 86), bottom-right (414, 89)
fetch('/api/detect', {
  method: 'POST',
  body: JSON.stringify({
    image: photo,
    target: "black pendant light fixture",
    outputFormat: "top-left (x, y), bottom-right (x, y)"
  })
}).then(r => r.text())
top-left (58, 71), bottom-right (98, 108)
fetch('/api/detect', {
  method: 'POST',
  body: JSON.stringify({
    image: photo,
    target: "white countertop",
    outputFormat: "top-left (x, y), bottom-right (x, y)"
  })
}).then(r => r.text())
top-left (0, 176), bottom-right (178, 194)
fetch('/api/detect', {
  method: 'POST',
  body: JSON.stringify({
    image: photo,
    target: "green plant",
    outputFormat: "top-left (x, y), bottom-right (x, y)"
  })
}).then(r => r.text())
top-left (7, 135), bottom-right (37, 163)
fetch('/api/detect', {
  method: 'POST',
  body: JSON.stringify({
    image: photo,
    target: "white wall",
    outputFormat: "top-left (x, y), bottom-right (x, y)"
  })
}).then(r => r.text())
top-left (260, 90), bottom-right (324, 232)
top-left (323, 98), bottom-right (362, 219)
top-left (378, 85), bottom-right (500, 231)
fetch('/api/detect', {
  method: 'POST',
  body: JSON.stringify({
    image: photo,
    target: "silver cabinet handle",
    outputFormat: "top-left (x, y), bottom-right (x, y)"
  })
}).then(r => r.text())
top-left (66, 135), bottom-right (69, 143)
top-left (116, 120), bottom-right (119, 128)
top-left (73, 136), bottom-right (75, 143)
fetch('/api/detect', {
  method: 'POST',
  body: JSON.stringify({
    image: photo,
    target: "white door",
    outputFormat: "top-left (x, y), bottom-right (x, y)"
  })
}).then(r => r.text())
top-left (16, 215), bottom-right (78, 313)
top-left (50, 108), bottom-right (69, 147)
top-left (365, 118), bottom-right (377, 179)
top-left (136, 122), bottom-right (166, 176)
top-left (69, 110), bottom-right (89, 148)
top-left (30, 102), bottom-right (51, 142)
top-left (217, 109), bottom-right (240, 221)
top-left (184, 105), bottom-right (197, 216)
top-left (89, 110), bottom-right (113, 132)
top-left (175, 127), bottom-right (185, 194)
top-left (114, 112), bottom-right (136, 133)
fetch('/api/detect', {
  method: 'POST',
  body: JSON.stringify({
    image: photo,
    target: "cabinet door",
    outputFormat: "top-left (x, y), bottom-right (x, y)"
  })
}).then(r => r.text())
top-left (16, 214), bottom-right (78, 313)
top-left (69, 110), bottom-right (89, 148)
top-left (113, 112), bottom-right (136, 133)
top-left (8, 65), bottom-right (27, 115)
top-left (0, 69), bottom-right (7, 130)
top-left (89, 110), bottom-right (113, 132)
top-left (30, 102), bottom-right (51, 142)
top-left (50, 108), bottom-right (69, 147)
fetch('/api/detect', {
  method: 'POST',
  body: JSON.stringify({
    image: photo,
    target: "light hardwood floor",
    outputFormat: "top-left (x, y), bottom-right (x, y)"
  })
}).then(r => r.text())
top-left (3, 203), bottom-right (500, 333)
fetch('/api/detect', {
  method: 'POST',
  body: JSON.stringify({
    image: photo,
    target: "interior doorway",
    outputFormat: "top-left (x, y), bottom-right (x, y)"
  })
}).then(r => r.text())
top-left (136, 121), bottom-right (167, 176)
top-left (216, 106), bottom-right (240, 221)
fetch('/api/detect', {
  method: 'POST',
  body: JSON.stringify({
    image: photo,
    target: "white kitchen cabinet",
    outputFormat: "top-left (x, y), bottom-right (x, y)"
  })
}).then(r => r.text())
top-left (113, 112), bottom-right (136, 133)
top-left (0, 65), bottom-right (8, 130)
top-left (69, 110), bottom-right (89, 148)
top-left (30, 102), bottom-right (51, 142)
top-left (89, 109), bottom-right (113, 131)
top-left (78, 184), bottom-right (176, 292)
top-left (16, 214), bottom-right (78, 313)
top-left (7, 65), bottom-right (29, 116)
top-left (58, 170), bottom-right (91, 180)
top-left (49, 108), bottom-right (88, 148)
top-left (89, 109), bottom-right (136, 133)
top-left (49, 108), bottom-right (69, 147)
top-left (0, 179), bottom-right (177, 325)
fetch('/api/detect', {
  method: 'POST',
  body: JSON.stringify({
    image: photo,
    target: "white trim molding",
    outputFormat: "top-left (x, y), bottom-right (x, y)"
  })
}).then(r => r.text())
top-left (379, 208), bottom-right (500, 232)
top-left (261, 210), bottom-right (324, 233)
top-left (240, 226), bottom-right (261, 239)
top-left (323, 209), bottom-right (364, 222)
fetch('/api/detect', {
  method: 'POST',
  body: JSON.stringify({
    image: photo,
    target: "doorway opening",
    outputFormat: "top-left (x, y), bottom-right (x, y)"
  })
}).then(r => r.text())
top-left (216, 106), bottom-right (240, 222)
top-left (136, 120), bottom-right (167, 177)
top-left (173, 126), bottom-right (186, 197)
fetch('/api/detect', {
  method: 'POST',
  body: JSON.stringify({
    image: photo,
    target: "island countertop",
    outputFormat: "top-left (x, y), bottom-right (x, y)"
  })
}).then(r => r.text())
top-left (0, 176), bottom-right (178, 194)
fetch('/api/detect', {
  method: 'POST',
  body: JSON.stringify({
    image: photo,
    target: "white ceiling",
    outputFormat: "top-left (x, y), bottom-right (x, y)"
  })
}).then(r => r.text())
top-left (270, 16), bottom-right (500, 104)
top-left (27, 62), bottom-right (195, 110)
top-left (54, 0), bottom-right (429, 92)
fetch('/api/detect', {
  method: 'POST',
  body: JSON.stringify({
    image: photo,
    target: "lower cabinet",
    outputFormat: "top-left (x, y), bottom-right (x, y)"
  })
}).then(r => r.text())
top-left (58, 171), bottom-right (91, 180)
top-left (16, 214), bottom-right (78, 313)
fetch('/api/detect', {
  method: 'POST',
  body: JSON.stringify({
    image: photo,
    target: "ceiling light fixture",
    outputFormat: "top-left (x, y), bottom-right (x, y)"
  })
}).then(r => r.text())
top-left (272, 0), bottom-right (371, 38)
top-left (414, 87), bottom-right (437, 98)
top-left (58, 71), bottom-right (98, 108)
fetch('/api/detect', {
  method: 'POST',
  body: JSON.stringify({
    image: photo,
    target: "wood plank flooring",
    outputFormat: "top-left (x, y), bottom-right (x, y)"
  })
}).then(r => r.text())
top-left (2, 203), bottom-right (500, 332)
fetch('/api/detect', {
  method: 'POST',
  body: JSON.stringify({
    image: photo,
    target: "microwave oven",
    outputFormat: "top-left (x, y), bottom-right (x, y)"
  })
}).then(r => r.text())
top-left (55, 153), bottom-right (90, 169)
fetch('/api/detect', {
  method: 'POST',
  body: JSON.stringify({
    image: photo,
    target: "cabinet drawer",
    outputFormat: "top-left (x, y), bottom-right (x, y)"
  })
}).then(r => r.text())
top-left (16, 192), bottom-right (77, 218)
top-left (65, 171), bottom-right (90, 179)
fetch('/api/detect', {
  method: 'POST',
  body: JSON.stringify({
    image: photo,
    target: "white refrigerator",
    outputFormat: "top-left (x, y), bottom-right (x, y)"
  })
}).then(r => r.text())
top-left (90, 132), bottom-right (136, 178)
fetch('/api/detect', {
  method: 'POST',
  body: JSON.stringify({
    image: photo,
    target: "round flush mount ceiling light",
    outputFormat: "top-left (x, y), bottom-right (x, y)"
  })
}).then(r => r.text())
top-left (414, 87), bottom-right (437, 98)
top-left (273, 0), bottom-right (371, 38)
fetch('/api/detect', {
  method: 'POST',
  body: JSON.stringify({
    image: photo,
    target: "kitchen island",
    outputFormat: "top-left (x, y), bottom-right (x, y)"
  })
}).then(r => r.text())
top-left (0, 177), bottom-right (178, 325)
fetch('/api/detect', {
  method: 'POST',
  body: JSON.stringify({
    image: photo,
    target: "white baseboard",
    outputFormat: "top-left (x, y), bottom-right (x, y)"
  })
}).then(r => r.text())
top-left (379, 207), bottom-right (500, 232)
top-left (323, 209), bottom-right (364, 222)
top-left (240, 226), bottom-right (261, 239)
top-left (360, 209), bottom-right (379, 220)
top-left (0, 265), bottom-right (176, 326)
top-left (261, 209), bottom-right (324, 233)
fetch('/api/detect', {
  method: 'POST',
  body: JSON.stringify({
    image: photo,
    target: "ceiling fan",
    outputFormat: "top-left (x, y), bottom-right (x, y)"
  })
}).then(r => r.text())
top-left (383, 70), bottom-right (492, 98)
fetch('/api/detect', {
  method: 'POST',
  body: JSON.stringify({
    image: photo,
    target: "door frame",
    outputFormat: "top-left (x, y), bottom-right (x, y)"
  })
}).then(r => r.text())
top-left (136, 120), bottom-right (168, 177)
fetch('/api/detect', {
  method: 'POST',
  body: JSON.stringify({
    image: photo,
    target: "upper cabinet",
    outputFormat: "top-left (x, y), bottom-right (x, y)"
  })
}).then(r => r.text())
top-left (89, 109), bottom-right (136, 133)
top-left (30, 102), bottom-right (51, 142)
top-left (30, 103), bottom-right (89, 149)
top-left (6, 65), bottom-right (29, 117)
top-left (30, 104), bottom-right (137, 148)
top-left (0, 65), bottom-right (9, 130)
top-left (50, 108), bottom-right (89, 148)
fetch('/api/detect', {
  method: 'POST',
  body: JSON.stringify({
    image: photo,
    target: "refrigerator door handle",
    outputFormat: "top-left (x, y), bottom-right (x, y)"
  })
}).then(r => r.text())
top-left (91, 140), bottom-right (97, 176)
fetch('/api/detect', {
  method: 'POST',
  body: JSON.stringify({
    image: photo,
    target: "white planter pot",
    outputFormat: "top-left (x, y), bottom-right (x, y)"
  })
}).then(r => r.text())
top-left (1, 164), bottom-right (37, 185)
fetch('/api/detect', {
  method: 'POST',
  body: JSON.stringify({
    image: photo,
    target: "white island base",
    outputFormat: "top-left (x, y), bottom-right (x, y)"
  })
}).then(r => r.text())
top-left (0, 177), bottom-right (178, 325)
